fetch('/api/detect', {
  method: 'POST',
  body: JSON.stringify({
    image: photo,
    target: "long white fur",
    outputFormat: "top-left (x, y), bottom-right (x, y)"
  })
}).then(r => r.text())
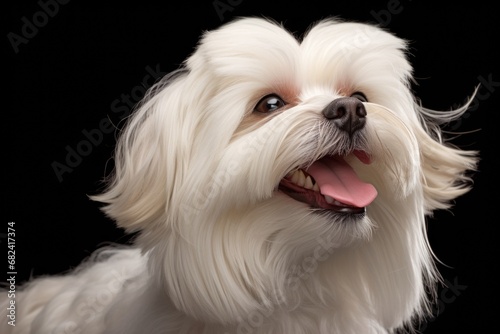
top-left (1, 17), bottom-right (477, 333)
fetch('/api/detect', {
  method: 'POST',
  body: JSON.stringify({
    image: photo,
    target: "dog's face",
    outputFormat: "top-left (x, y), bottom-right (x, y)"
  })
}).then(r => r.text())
top-left (95, 18), bottom-right (476, 328)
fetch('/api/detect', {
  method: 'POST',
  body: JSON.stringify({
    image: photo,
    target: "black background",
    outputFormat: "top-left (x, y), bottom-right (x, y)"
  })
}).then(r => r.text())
top-left (4, 1), bottom-right (499, 332)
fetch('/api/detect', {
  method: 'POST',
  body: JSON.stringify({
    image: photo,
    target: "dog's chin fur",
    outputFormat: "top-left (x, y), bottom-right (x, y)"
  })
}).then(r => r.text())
top-left (2, 18), bottom-right (477, 333)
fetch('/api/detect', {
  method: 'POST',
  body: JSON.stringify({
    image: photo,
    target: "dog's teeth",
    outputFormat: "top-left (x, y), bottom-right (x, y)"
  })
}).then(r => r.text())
top-left (304, 176), bottom-right (313, 189)
top-left (288, 170), bottom-right (317, 190)
top-left (313, 182), bottom-right (320, 192)
top-left (324, 195), bottom-right (349, 206)
top-left (334, 200), bottom-right (345, 206)
top-left (324, 195), bottom-right (334, 204)
top-left (296, 170), bottom-right (306, 187)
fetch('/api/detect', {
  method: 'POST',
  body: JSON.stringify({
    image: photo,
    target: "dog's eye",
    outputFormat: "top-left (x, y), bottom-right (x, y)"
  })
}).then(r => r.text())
top-left (350, 92), bottom-right (368, 102)
top-left (254, 94), bottom-right (286, 113)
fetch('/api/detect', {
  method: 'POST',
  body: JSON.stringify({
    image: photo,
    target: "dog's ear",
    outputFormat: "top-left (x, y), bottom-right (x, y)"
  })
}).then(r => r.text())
top-left (92, 70), bottom-right (193, 233)
top-left (415, 101), bottom-right (477, 214)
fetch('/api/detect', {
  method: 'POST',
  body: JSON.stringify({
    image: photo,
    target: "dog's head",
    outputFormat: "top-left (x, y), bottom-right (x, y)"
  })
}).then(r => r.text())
top-left (94, 18), bottom-right (476, 330)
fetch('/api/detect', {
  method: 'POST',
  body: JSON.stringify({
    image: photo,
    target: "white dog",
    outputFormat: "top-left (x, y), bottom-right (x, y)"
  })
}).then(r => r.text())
top-left (2, 17), bottom-right (477, 333)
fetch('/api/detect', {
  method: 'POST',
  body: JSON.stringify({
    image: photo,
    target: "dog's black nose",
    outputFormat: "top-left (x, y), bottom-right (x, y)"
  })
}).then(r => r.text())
top-left (322, 97), bottom-right (367, 135)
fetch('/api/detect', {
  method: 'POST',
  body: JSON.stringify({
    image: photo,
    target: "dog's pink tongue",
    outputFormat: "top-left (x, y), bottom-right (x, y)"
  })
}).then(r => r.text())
top-left (306, 155), bottom-right (377, 207)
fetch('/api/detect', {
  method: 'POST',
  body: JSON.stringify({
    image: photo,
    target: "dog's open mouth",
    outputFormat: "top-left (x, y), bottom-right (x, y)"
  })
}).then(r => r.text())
top-left (278, 150), bottom-right (377, 214)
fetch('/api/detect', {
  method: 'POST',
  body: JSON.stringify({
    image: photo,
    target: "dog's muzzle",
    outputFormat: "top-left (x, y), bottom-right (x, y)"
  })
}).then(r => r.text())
top-left (277, 97), bottom-right (376, 214)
